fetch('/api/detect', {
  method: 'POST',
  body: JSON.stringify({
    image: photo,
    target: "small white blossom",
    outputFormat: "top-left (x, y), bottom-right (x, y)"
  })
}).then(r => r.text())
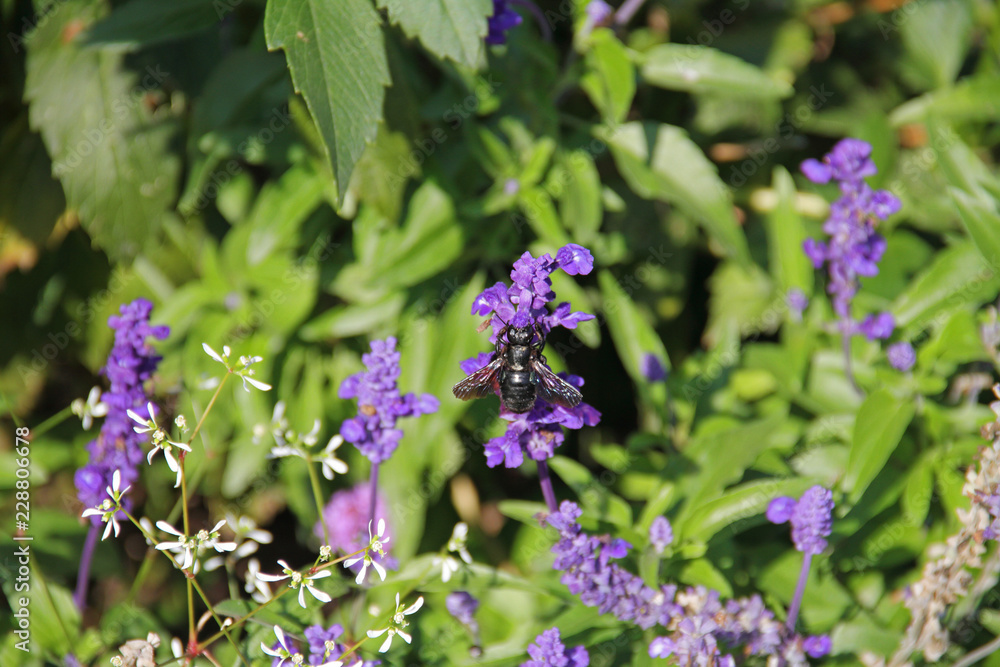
top-left (81, 470), bottom-right (130, 540)
top-left (117, 632), bottom-right (160, 667)
top-left (244, 558), bottom-right (273, 603)
top-left (203, 343), bottom-right (272, 392)
top-left (72, 386), bottom-right (108, 430)
top-left (155, 519), bottom-right (236, 570)
top-left (366, 593), bottom-right (424, 653)
top-left (174, 415), bottom-right (188, 432)
top-left (343, 519), bottom-right (390, 584)
top-left (318, 435), bottom-right (349, 480)
top-left (319, 545), bottom-right (332, 562)
top-left (260, 626), bottom-right (305, 667)
top-left (256, 559), bottom-right (332, 608)
top-left (127, 402), bottom-right (191, 488)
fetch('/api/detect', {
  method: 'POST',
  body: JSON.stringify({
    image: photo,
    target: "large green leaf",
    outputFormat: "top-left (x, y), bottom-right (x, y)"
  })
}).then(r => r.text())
top-left (265, 0), bottom-right (390, 201)
top-left (24, 0), bottom-right (180, 261)
top-left (376, 0), bottom-right (490, 68)
top-left (639, 44), bottom-right (792, 99)
top-left (950, 187), bottom-right (1000, 269)
top-left (844, 389), bottom-right (915, 503)
top-left (764, 166), bottom-right (813, 295)
top-left (889, 75), bottom-right (1000, 127)
top-left (598, 269), bottom-right (671, 382)
top-left (683, 477), bottom-right (815, 543)
top-left (604, 122), bottom-right (749, 263)
top-left (84, 0), bottom-right (221, 50)
top-left (581, 28), bottom-right (635, 125)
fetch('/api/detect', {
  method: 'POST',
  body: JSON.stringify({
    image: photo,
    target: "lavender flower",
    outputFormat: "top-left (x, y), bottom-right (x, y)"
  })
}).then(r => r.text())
top-left (641, 353), bottom-right (667, 382)
top-left (487, 0), bottom-right (522, 44)
top-left (303, 623), bottom-right (378, 666)
top-left (787, 288), bottom-right (808, 320)
top-left (586, 0), bottom-right (613, 25)
top-left (314, 482), bottom-right (397, 572)
top-left (801, 139), bottom-right (899, 342)
top-left (339, 337), bottom-right (438, 464)
top-left (75, 299), bottom-right (169, 514)
top-left (522, 627), bottom-right (589, 667)
top-left (463, 245), bottom-right (600, 468)
top-left (887, 341), bottom-right (916, 372)
top-left (446, 591), bottom-right (480, 627)
top-left (767, 486), bottom-right (834, 555)
top-left (548, 501), bottom-right (829, 665)
top-left (649, 516), bottom-right (673, 554)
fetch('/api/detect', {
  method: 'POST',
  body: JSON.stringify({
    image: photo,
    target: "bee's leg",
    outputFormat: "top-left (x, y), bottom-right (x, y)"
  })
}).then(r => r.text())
top-left (532, 323), bottom-right (546, 353)
top-left (496, 325), bottom-right (508, 356)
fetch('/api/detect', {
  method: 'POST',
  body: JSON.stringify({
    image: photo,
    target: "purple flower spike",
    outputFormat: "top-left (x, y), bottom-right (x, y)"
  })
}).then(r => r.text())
top-left (887, 341), bottom-right (916, 371)
top-left (315, 482), bottom-right (397, 574)
top-left (649, 516), bottom-right (673, 554)
top-left (75, 298), bottom-right (169, 514)
top-left (339, 337), bottom-right (438, 464)
top-left (770, 486), bottom-right (834, 555)
top-left (858, 312), bottom-right (895, 341)
top-left (586, 0), bottom-right (613, 24)
top-left (801, 138), bottom-right (897, 337)
top-left (522, 628), bottom-right (589, 667)
top-left (804, 635), bottom-right (832, 658)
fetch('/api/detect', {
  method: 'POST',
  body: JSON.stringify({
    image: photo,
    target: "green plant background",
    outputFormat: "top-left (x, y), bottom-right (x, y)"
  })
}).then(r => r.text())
top-left (3, 0), bottom-right (1000, 665)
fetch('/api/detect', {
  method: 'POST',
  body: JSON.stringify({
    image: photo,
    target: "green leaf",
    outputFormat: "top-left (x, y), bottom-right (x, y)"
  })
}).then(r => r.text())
top-left (598, 269), bottom-right (671, 382)
top-left (898, 0), bottom-right (972, 90)
top-left (684, 478), bottom-right (816, 542)
top-left (639, 44), bottom-right (793, 99)
top-left (891, 241), bottom-right (1000, 332)
top-left (553, 149), bottom-right (603, 240)
top-left (265, 0), bottom-right (391, 201)
top-left (844, 390), bottom-right (915, 503)
top-left (764, 166), bottom-right (813, 294)
top-left (889, 75), bottom-right (1000, 127)
top-left (580, 28), bottom-right (635, 125)
top-left (85, 0), bottom-right (221, 50)
top-left (548, 456), bottom-right (633, 527)
top-left (950, 187), bottom-right (1000, 269)
top-left (0, 115), bottom-right (65, 243)
top-left (24, 0), bottom-right (180, 262)
top-left (604, 122), bottom-right (749, 263)
top-left (376, 0), bottom-right (490, 68)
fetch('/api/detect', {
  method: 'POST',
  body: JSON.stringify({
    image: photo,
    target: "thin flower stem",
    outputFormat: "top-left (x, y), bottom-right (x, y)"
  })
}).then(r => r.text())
top-left (187, 374), bottom-right (229, 447)
top-left (510, 0), bottom-right (552, 41)
top-left (369, 462), bottom-right (380, 528)
top-left (786, 552), bottom-right (813, 632)
top-left (615, 0), bottom-right (648, 25)
top-left (73, 523), bottom-right (100, 609)
top-left (537, 459), bottom-right (559, 513)
top-left (188, 576), bottom-right (249, 667)
top-left (32, 404), bottom-right (75, 439)
top-left (951, 634), bottom-right (1000, 667)
top-left (306, 455), bottom-right (332, 547)
top-left (841, 330), bottom-right (861, 394)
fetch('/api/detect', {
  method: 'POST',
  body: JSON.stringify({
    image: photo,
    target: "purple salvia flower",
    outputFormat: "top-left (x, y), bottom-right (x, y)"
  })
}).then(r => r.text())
top-left (800, 139), bottom-right (899, 340)
top-left (787, 288), bottom-right (808, 320)
top-left (887, 341), bottom-right (916, 371)
top-left (768, 486), bottom-right (833, 555)
top-left (487, 0), bottom-right (523, 44)
top-left (858, 312), bottom-right (895, 341)
top-left (522, 627), bottom-right (589, 667)
top-left (649, 516), bottom-right (673, 554)
top-left (339, 337), bottom-right (439, 464)
top-left (641, 353), bottom-right (667, 382)
top-left (315, 482), bottom-right (397, 573)
top-left (464, 245), bottom-right (600, 468)
top-left (75, 298), bottom-right (169, 514)
top-left (446, 591), bottom-right (480, 626)
top-left (586, 0), bottom-right (613, 25)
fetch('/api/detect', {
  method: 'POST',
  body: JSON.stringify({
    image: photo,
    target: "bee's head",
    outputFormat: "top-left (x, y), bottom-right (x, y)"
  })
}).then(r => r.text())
top-left (507, 326), bottom-right (533, 345)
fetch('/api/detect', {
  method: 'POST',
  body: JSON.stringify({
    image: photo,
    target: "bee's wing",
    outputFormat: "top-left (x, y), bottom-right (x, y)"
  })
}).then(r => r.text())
top-left (453, 356), bottom-right (504, 400)
top-left (532, 361), bottom-right (583, 409)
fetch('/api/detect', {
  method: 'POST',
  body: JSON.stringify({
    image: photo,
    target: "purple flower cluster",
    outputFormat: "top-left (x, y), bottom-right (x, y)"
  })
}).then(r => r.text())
top-left (314, 482), bottom-right (397, 571)
top-left (74, 299), bottom-right (168, 514)
top-left (270, 624), bottom-right (379, 667)
top-left (801, 139), bottom-right (900, 339)
top-left (465, 245), bottom-right (600, 468)
top-left (339, 337), bottom-right (439, 464)
top-left (767, 486), bottom-right (834, 555)
top-left (649, 515), bottom-right (673, 554)
top-left (887, 341), bottom-right (916, 372)
top-left (487, 0), bottom-right (523, 45)
top-left (547, 502), bottom-right (831, 666)
top-left (522, 627), bottom-right (589, 667)
top-left (446, 591), bottom-right (480, 627)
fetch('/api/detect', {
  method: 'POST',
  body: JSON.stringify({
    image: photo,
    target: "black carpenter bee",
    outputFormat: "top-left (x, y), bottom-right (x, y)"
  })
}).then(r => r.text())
top-left (453, 323), bottom-right (583, 413)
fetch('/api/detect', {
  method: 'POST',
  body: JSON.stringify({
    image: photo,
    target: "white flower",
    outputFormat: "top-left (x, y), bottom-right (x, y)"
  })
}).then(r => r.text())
top-left (318, 435), bottom-right (348, 480)
top-left (319, 545), bottom-right (332, 562)
top-left (155, 519), bottom-right (236, 570)
top-left (343, 519), bottom-right (390, 584)
top-left (71, 386), bottom-right (108, 430)
top-left (127, 402), bottom-right (191, 488)
top-left (203, 343), bottom-right (272, 392)
top-left (256, 559), bottom-right (332, 608)
top-left (244, 558), bottom-right (273, 603)
top-left (260, 626), bottom-right (305, 667)
top-left (205, 514), bottom-right (272, 570)
top-left (81, 470), bottom-right (131, 540)
top-left (447, 522), bottom-right (472, 564)
top-left (366, 593), bottom-right (424, 653)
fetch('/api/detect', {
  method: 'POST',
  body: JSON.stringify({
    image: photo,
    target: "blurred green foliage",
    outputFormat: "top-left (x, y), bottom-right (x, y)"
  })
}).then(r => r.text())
top-left (4, 0), bottom-right (1000, 665)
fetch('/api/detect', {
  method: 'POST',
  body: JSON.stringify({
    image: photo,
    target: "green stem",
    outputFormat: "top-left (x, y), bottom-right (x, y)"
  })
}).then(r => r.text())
top-left (32, 405), bottom-right (75, 438)
top-left (187, 374), bottom-right (228, 447)
top-left (305, 455), bottom-right (331, 547)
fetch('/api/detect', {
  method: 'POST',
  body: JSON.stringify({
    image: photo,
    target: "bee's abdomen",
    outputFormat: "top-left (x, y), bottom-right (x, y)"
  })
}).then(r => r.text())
top-left (502, 370), bottom-right (536, 413)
